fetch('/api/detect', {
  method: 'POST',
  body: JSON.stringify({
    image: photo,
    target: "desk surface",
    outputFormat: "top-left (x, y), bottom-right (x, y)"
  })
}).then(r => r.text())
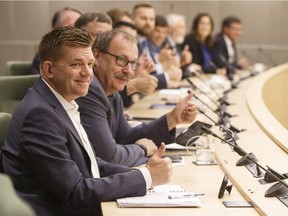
top-left (101, 156), bottom-right (259, 216)
top-left (101, 69), bottom-right (288, 216)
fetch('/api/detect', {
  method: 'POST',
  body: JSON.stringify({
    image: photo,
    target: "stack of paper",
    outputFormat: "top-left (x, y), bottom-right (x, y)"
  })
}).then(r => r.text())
top-left (117, 185), bottom-right (202, 208)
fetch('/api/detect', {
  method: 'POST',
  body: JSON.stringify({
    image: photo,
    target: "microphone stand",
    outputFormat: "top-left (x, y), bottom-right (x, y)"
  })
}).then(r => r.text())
top-left (198, 108), bottom-right (239, 141)
top-left (186, 78), bottom-right (236, 119)
top-left (191, 92), bottom-right (243, 134)
top-left (186, 77), bottom-right (219, 107)
top-left (201, 126), bottom-right (288, 198)
top-left (194, 70), bottom-right (234, 106)
top-left (190, 70), bottom-right (222, 100)
top-left (241, 50), bottom-right (260, 78)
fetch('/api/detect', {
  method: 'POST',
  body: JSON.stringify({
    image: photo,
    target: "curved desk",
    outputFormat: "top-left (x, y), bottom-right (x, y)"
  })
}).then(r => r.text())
top-left (101, 67), bottom-right (288, 215)
top-left (247, 63), bottom-right (288, 152)
top-left (217, 64), bottom-right (288, 215)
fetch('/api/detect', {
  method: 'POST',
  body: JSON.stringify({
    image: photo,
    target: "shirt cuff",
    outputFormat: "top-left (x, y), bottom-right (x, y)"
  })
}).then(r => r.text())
top-left (139, 167), bottom-right (152, 190)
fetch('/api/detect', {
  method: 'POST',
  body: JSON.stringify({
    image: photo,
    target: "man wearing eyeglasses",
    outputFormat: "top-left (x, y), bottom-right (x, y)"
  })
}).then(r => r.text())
top-left (76, 29), bottom-right (198, 167)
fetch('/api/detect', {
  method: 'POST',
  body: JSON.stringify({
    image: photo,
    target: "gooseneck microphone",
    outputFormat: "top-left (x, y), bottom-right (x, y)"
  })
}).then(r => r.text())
top-left (219, 55), bottom-right (236, 81)
top-left (201, 126), bottom-right (288, 198)
top-left (201, 126), bottom-right (246, 157)
top-left (242, 156), bottom-right (288, 198)
top-left (190, 90), bottom-right (241, 133)
top-left (190, 70), bottom-right (222, 100)
top-left (186, 79), bottom-right (236, 119)
top-left (186, 78), bottom-right (219, 107)
top-left (198, 108), bottom-right (239, 141)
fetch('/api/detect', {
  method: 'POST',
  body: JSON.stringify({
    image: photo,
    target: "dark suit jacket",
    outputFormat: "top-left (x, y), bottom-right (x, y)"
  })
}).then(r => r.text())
top-left (1, 78), bottom-right (146, 216)
top-left (76, 75), bottom-right (175, 167)
top-left (211, 33), bottom-right (241, 69)
top-left (31, 53), bottom-right (40, 74)
top-left (182, 34), bottom-right (216, 74)
top-left (139, 39), bottom-right (168, 89)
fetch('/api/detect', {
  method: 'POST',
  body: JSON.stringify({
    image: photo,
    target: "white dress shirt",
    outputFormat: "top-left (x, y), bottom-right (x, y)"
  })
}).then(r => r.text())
top-left (223, 35), bottom-right (235, 64)
top-left (42, 79), bottom-right (152, 189)
top-left (42, 79), bottom-right (100, 178)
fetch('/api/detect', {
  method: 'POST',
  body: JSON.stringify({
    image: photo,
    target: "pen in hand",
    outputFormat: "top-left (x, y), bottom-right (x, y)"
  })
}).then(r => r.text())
top-left (168, 193), bottom-right (205, 199)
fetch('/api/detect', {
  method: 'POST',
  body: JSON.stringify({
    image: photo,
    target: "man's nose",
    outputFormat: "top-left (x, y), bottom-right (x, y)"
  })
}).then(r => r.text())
top-left (81, 64), bottom-right (93, 75)
top-left (122, 63), bottom-right (135, 75)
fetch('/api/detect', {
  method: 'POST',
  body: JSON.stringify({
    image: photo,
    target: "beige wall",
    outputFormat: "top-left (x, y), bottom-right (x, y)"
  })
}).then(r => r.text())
top-left (0, 1), bottom-right (288, 75)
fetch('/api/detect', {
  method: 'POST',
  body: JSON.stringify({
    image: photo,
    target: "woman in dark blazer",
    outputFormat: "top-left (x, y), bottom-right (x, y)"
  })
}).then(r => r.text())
top-left (182, 13), bottom-right (225, 74)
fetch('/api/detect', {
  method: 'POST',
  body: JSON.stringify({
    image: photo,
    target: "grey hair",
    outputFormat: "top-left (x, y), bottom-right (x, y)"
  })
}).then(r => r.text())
top-left (166, 13), bottom-right (185, 27)
top-left (92, 29), bottom-right (137, 51)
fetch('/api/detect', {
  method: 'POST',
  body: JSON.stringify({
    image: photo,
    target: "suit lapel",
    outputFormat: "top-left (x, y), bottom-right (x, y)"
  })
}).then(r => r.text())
top-left (34, 78), bottom-right (84, 148)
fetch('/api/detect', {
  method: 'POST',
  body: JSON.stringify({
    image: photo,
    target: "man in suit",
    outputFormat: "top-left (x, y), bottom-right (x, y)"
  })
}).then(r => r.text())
top-left (75, 11), bottom-right (158, 108)
top-left (1, 26), bottom-right (172, 216)
top-left (76, 29), bottom-right (198, 167)
top-left (211, 16), bottom-right (249, 72)
top-left (132, 3), bottom-right (181, 89)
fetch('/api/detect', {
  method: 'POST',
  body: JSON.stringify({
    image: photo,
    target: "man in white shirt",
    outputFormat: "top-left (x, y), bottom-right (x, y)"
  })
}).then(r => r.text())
top-left (1, 26), bottom-right (172, 216)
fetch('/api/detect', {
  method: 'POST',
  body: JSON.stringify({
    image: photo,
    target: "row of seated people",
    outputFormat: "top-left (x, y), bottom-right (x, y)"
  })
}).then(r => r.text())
top-left (1, 4), bottom-right (247, 215)
top-left (1, 25), bottom-right (200, 216)
top-left (28, 4), bottom-right (249, 108)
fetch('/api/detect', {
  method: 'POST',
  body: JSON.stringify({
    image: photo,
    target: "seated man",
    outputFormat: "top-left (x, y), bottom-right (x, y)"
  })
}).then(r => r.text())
top-left (211, 16), bottom-right (249, 73)
top-left (1, 26), bottom-right (172, 216)
top-left (76, 29), bottom-right (198, 167)
top-left (75, 11), bottom-right (157, 108)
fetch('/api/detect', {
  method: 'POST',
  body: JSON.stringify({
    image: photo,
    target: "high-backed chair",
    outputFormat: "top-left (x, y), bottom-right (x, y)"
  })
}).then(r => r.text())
top-left (0, 173), bottom-right (36, 216)
top-left (0, 75), bottom-right (39, 115)
top-left (5, 61), bottom-right (33, 76)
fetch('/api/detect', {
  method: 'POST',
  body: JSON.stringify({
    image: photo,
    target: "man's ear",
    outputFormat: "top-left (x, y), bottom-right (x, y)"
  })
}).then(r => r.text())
top-left (42, 61), bottom-right (54, 78)
top-left (93, 49), bottom-right (101, 66)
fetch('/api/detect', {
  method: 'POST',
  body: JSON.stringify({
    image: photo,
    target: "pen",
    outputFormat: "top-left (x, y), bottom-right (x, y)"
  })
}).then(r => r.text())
top-left (168, 193), bottom-right (205, 199)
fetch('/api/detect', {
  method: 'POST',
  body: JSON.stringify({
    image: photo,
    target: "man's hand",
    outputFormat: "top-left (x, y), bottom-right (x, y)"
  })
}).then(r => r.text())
top-left (237, 57), bottom-right (249, 70)
top-left (166, 92), bottom-right (198, 130)
top-left (158, 47), bottom-right (180, 70)
top-left (126, 73), bottom-right (158, 95)
top-left (136, 138), bottom-right (158, 157)
top-left (136, 50), bottom-right (156, 75)
top-left (166, 65), bottom-right (182, 89)
top-left (146, 143), bottom-right (172, 187)
top-left (181, 45), bottom-right (193, 66)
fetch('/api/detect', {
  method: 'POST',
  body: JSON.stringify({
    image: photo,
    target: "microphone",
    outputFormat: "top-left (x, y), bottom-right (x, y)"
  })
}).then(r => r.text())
top-left (186, 78), bottom-right (219, 107)
top-left (219, 55), bottom-right (236, 81)
top-left (201, 126), bottom-right (247, 157)
top-left (189, 69), bottom-right (222, 100)
top-left (192, 69), bottom-right (234, 106)
top-left (209, 61), bottom-right (228, 92)
top-left (243, 156), bottom-right (288, 198)
top-left (187, 78), bottom-right (235, 119)
top-left (192, 92), bottom-right (243, 134)
top-left (260, 166), bottom-right (288, 184)
top-left (257, 47), bottom-right (277, 67)
top-left (201, 126), bottom-right (288, 197)
top-left (198, 108), bottom-right (239, 141)
top-left (241, 51), bottom-right (260, 78)
top-left (192, 92), bottom-right (236, 119)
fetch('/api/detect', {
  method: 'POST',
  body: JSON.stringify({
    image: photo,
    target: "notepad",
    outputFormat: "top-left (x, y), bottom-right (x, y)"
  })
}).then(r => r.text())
top-left (117, 185), bottom-right (202, 208)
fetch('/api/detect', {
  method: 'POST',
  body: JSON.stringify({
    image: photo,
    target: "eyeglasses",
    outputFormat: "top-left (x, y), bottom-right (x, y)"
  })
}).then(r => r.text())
top-left (100, 50), bottom-right (140, 71)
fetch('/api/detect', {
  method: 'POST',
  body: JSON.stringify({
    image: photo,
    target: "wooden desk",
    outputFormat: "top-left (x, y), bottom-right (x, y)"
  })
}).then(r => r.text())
top-left (101, 156), bottom-right (259, 216)
top-left (246, 63), bottom-right (288, 152)
top-left (101, 68), bottom-right (288, 215)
